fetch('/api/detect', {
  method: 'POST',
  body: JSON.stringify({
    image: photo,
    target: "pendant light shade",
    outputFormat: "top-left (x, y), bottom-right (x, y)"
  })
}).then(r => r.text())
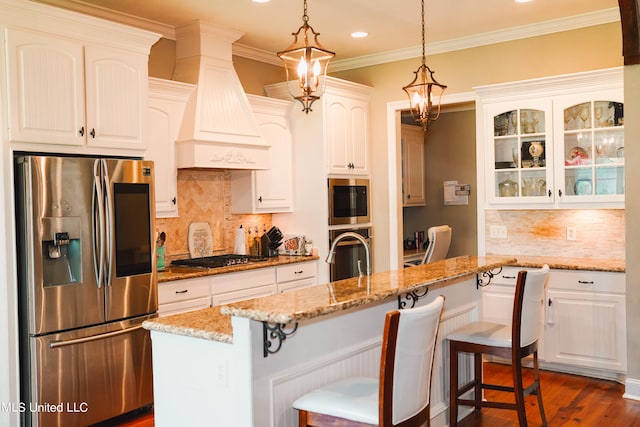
top-left (277, 0), bottom-right (335, 113)
top-left (403, 0), bottom-right (446, 131)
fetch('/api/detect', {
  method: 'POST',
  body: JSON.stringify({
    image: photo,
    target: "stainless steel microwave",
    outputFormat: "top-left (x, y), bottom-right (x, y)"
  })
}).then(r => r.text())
top-left (328, 178), bottom-right (370, 225)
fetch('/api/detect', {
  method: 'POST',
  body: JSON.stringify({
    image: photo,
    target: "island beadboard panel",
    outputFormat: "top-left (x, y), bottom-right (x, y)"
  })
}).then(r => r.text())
top-left (485, 209), bottom-right (624, 259)
top-left (155, 169), bottom-right (272, 259)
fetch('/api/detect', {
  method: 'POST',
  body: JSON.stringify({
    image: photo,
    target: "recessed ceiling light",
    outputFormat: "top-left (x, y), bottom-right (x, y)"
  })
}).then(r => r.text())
top-left (252, 0), bottom-right (270, 3)
top-left (515, 0), bottom-right (533, 3)
top-left (351, 31), bottom-right (368, 38)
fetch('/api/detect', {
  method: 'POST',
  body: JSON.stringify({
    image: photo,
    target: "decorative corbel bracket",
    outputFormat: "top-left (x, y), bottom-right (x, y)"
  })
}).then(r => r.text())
top-left (476, 267), bottom-right (503, 289)
top-left (262, 321), bottom-right (298, 357)
top-left (397, 287), bottom-right (429, 309)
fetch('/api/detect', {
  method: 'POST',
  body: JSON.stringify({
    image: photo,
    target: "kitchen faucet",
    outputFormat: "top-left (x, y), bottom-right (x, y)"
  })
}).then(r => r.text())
top-left (326, 232), bottom-right (371, 277)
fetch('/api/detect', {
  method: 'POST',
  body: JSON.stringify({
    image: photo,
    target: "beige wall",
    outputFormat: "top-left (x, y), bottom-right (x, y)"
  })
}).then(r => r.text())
top-left (624, 64), bottom-right (640, 390)
top-left (403, 109), bottom-right (478, 258)
top-left (330, 23), bottom-right (623, 272)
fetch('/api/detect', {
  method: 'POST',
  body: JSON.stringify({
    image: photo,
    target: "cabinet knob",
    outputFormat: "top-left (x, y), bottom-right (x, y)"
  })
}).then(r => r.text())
top-left (558, 189), bottom-right (563, 197)
top-left (548, 189), bottom-right (552, 197)
top-left (258, 196), bottom-right (263, 203)
top-left (172, 197), bottom-right (177, 205)
top-left (79, 126), bottom-right (85, 136)
top-left (90, 128), bottom-right (96, 138)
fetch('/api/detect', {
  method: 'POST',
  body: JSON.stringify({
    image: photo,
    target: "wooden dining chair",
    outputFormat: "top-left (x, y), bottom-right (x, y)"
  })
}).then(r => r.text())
top-left (293, 295), bottom-right (445, 426)
top-left (448, 264), bottom-right (550, 427)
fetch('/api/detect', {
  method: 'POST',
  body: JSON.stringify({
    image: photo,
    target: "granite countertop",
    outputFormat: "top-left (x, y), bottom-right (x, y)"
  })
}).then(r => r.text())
top-left (143, 254), bottom-right (625, 343)
top-left (157, 255), bottom-right (320, 282)
top-left (509, 256), bottom-right (625, 272)
top-left (220, 255), bottom-right (514, 324)
top-left (145, 255), bottom-right (514, 341)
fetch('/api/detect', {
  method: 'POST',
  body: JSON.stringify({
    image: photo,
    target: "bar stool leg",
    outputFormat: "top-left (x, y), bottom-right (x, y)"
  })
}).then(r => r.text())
top-left (449, 344), bottom-right (459, 427)
top-left (473, 352), bottom-right (482, 411)
top-left (512, 356), bottom-right (527, 427)
top-left (533, 352), bottom-right (548, 426)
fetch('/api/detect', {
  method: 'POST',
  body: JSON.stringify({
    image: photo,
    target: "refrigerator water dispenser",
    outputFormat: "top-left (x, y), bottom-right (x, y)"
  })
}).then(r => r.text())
top-left (41, 218), bottom-right (81, 286)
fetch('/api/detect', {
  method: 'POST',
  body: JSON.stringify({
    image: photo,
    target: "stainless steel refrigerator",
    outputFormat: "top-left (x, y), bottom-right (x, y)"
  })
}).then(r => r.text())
top-left (14, 154), bottom-right (157, 427)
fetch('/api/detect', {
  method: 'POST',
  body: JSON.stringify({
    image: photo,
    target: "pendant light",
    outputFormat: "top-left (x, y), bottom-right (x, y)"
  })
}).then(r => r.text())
top-left (277, 0), bottom-right (335, 113)
top-left (403, 0), bottom-right (447, 131)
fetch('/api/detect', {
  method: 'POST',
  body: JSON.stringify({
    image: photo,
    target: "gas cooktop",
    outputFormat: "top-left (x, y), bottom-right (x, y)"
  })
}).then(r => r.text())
top-left (171, 254), bottom-right (257, 269)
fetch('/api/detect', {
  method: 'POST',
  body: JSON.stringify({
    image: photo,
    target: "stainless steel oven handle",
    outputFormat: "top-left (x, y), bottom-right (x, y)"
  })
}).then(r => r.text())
top-left (49, 325), bottom-right (143, 349)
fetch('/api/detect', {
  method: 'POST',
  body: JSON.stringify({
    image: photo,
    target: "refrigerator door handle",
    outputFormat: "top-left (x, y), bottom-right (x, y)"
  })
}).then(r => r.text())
top-left (102, 159), bottom-right (114, 287)
top-left (92, 160), bottom-right (106, 288)
top-left (48, 324), bottom-right (143, 349)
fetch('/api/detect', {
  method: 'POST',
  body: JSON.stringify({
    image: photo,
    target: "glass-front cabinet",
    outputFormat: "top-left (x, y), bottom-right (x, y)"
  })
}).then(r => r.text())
top-left (481, 71), bottom-right (624, 209)
top-left (554, 94), bottom-right (624, 205)
top-left (487, 100), bottom-right (554, 206)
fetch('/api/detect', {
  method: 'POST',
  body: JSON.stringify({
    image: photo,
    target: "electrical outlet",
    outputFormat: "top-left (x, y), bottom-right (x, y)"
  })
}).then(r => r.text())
top-left (489, 225), bottom-right (507, 239)
top-left (566, 226), bottom-right (577, 241)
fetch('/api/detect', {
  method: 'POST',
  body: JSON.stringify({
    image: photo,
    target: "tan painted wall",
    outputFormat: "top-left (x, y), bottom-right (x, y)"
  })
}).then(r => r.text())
top-left (331, 23), bottom-right (622, 273)
top-left (624, 64), bottom-right (640, 389)
top-left (403, 109), bottom-right (478, 258)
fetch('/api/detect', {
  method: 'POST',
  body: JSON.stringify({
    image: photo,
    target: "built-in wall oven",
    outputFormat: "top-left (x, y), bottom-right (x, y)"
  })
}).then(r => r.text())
top-left (328, 227), bottom-right (372, 281)
top-left (328, 178), bottom-right (370, 226)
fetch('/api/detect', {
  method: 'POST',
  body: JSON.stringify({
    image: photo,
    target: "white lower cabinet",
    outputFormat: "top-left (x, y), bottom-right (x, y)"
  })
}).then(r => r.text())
top-left (158, 276), bottom-right (211, 317)
top-left (544, 270), bottom-right (626, 373)
top-left (159, 262), bottom-right (318, 313)
top-left (211, 268), bottom-right (277, 306)
top-left (480, 267), bottom-right (626, 375)
top-left (276, 261), bottom-right (318, 293)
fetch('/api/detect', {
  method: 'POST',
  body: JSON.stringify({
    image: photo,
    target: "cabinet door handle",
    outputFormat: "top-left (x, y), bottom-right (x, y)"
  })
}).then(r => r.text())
top-left (502, 275), bottom-right (516, 279)
top-left (294, 270), bottom-right (303, 274)
top-left (578, 280), bottom-right (594, 285)
top-left (172, 197), bottom-right (177, 205)
top-left (546, 298), bottom-right (554, 325)
top-left (175, 289), bottom-right (188, 294)
top-left (258, 196), bottom-right (263, 203)
top-left (558, 189), bottom-right (563, 197)
top-left (79, 126), bottom-right (85, 136)
top-left (548, 189), bottom-right (552, 197)
top-left (90, 128), bottom-right (96, 138)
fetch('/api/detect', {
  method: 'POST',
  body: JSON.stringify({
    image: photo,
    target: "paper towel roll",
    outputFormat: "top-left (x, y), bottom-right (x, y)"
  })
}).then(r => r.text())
top-left (234, 226), bottom-right (246, 255)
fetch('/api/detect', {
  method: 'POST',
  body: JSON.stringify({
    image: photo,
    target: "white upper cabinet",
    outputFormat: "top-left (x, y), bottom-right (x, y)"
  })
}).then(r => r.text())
top-left (484, 99), bottom-right (554, 207)
top-left (476, 68), bottom-right (624, 209)
top-left (7, 30), bottom-right (86, 146)
top-left (231, 95), bottom-right (294, 213)
top-left (325, 94), bottom-right (370, 175)
top-left (401, 124), bottom-right (426, 207)
top-left (147, 78), bottom-right (195, 218)
top-left (552, 92), bottom-right (624, 206)
top-left (2, 1), bottom-right (159, 154)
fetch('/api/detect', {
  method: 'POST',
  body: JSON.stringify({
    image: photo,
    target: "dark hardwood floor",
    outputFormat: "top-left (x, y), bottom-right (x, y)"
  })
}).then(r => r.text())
top-left (111, 362), bottom-right (640, 426)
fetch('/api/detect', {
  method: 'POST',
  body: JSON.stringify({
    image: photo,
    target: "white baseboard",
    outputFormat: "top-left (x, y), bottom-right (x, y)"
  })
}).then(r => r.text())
top-left (624, 377), bottom-right (640, 401)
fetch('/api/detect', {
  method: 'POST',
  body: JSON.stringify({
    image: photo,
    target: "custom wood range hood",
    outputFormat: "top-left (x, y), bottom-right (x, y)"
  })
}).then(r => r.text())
top-left (174, 21), bottom-right (269, 170)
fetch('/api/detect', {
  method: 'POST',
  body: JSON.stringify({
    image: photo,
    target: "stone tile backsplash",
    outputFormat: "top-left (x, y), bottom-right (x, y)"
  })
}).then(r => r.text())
top-left (485, 209), bottom-right (624, 259)
top-left (156, 169), bottom-right (271, 259)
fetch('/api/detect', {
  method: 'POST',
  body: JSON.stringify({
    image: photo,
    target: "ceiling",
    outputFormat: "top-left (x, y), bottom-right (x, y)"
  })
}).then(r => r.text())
top-left (33, 0), bottom-right (620, 70)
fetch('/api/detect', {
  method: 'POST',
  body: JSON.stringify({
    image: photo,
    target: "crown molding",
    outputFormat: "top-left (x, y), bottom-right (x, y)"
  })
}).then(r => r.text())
top-left (330, 8), bottom-right (621, 72)
top-left (31, 2), bottom-right (619, 71)
top-left (232, 43), bottom-right (282, 66)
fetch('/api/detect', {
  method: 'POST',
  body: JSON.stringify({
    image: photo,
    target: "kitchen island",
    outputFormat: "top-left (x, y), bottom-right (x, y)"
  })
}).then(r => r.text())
top-left (144, 255), bottom-right (516, 427)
